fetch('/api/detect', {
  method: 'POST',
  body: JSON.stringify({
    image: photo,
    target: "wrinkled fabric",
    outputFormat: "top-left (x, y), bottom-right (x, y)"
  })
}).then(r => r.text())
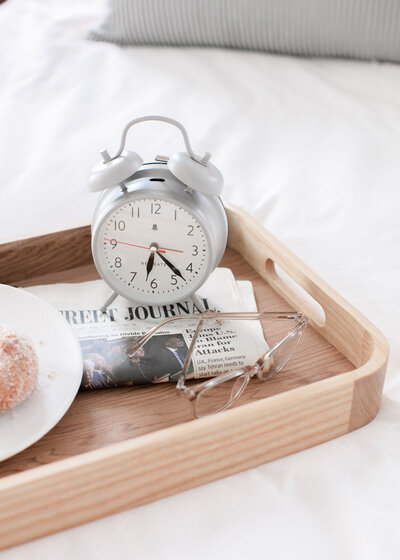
top-left (0, 0), bottom-right (399, 558)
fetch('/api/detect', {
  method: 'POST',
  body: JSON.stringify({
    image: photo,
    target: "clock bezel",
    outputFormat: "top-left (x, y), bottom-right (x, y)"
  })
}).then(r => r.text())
top-left (92, 180), bottom-right (217, 305)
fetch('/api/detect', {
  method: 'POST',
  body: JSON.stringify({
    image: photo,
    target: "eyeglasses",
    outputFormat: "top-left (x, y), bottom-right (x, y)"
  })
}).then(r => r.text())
top-left (126, 311), bottom-right (308, 418)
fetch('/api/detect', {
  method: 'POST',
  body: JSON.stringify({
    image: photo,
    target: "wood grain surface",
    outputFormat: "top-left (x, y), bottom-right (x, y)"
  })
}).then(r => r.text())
top-left (0, 205), bottom-right (389, 549)
top-left (0, 248), bottom-right (351, 477)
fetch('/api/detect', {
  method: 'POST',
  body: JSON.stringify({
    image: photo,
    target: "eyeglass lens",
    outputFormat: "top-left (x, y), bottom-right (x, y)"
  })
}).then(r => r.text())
top-left (259, 326), bottom-right (303, 381)
top-left (193, 325), bottom-right (304, 417)
top-left (195, 373), bottom-right (248, 417)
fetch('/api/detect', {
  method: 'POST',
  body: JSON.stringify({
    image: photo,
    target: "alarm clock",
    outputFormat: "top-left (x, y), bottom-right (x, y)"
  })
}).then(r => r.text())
top-left (88, 115), bottom-right (228, 309)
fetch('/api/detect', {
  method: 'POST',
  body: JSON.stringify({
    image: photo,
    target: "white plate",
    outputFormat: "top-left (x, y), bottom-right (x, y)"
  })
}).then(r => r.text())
top-left (0, 284), bottom-right (82, 462)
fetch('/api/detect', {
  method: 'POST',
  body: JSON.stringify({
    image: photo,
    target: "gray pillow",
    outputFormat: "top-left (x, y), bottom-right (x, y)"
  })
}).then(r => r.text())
top-left (90, 0), bottom-right (400, 63)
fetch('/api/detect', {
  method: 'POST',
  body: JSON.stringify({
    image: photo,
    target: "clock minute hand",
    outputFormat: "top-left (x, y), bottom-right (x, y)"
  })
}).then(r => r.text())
top-left (156, 251), bottom-right (185, 281)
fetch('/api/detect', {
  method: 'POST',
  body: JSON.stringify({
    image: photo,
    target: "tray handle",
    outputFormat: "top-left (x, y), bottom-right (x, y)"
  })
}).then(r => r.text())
top-left (226, 205), bottom-right (388, 371)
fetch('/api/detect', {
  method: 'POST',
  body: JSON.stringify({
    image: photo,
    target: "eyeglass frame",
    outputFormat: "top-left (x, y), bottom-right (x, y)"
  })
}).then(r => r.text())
top-left (126, 311), bottom-right (308, 418)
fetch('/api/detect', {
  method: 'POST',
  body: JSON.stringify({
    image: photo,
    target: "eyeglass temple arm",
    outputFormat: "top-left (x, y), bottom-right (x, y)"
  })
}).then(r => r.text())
top-left (126, 316), bottom-right (181, 357)
top-left (126, 311), bottom-right (303, 357)
top-left (176, 319), bottom-right (204, 389)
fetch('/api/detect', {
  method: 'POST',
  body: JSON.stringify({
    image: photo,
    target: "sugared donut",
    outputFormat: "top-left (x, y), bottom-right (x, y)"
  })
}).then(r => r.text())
top-left (0, 325), bottom-right (39, 414)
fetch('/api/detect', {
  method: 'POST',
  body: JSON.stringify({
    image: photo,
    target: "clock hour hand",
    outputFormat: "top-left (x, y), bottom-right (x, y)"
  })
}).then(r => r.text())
top-left (146, 250), bottom-right (155, 281)
top-left (156, 251), bottom-right (185, 281)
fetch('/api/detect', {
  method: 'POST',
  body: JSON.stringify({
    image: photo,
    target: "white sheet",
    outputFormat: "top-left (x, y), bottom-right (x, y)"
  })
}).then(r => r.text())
top-left (1, 0), bottom-right (400, 558)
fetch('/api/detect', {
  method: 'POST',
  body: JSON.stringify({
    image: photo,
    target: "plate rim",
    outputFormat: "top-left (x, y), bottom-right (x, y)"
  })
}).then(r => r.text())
top-left (0, 283), bottom-right (83, 462)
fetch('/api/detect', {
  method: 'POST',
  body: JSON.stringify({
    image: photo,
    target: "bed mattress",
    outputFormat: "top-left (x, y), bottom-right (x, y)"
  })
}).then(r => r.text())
top-left (0, 0), bottom-right (399, 558)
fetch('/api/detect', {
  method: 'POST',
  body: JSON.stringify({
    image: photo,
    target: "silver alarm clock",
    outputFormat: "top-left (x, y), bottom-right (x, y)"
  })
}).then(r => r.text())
top-left (89, 116), bottom-right (228, 309)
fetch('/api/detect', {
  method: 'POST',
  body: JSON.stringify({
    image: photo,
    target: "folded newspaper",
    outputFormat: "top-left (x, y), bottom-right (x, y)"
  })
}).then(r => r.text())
top-left (26, 268), bottom-right (268, 389)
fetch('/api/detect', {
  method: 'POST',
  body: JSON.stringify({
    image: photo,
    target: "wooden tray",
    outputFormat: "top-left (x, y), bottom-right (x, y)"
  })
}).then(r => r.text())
top-left (0, 205), bottom-right (389, 550)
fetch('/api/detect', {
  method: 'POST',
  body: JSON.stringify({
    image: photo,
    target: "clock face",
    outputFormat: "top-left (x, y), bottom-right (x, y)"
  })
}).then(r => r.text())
top-left (96, 197), bottom-right (211, 304)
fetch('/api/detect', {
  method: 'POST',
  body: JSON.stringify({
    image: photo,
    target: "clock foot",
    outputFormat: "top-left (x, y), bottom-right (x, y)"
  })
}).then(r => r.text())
top-left (101, 290), bottom-right (119, 313)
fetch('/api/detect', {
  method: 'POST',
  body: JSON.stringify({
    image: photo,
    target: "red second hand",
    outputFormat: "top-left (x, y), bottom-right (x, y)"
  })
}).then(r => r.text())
top-left (104, 239), bottom-right (183, 254)
top-left (159, 245), bottom-right (184, 253)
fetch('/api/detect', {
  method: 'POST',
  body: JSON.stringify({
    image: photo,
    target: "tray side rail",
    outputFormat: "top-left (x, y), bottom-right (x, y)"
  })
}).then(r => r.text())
top-left (0, 376), bottom-right (354, 550)
top-left (226, 205), bottom-right (389, 430)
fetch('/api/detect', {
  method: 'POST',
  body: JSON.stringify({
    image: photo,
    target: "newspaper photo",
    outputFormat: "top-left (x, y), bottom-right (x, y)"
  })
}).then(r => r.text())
top-left (26, 268), bottom-right (268, 390)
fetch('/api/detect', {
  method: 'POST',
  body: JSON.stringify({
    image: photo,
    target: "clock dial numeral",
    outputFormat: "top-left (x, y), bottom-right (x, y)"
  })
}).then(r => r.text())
top-left (113, 220), bottom-right (126, 231)
top-left (100, 198), bottom-right (210, 303)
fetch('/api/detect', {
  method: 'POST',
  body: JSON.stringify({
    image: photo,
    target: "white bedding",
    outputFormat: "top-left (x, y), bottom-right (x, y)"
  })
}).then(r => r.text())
top-left (1, 0), bottom-right (400, 558)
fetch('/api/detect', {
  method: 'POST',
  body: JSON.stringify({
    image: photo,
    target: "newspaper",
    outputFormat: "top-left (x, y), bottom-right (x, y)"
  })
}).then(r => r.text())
top-left (26, 268), bottom-right (268, 389)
